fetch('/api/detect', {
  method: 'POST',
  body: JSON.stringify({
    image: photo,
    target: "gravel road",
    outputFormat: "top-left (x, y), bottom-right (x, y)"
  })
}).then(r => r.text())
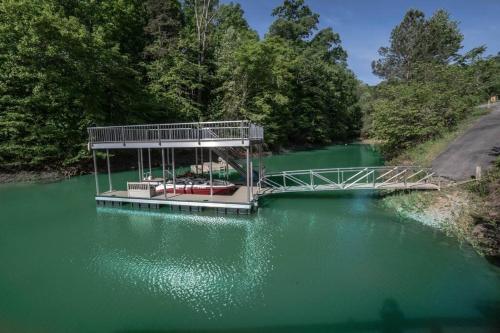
top-left (432, 103), bottom-right (500, 181)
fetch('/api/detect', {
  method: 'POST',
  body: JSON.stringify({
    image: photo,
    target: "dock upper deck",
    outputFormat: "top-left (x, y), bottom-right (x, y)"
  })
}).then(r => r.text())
top-left (88, 120), bottom-right (264, 149)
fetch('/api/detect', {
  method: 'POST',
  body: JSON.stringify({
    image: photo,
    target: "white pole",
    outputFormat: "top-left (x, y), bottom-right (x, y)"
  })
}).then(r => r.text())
top-left (246, 147), bottom-right (250, 202)
top-left (162, 148), bottom-right (167, 199)
top-left (258, 144), bottom-right (263, 180)
top-left (137, 149), bottom-right (141, 181)
top-left (195, 148), bottom-right (199, 175)
top-left (93, 150), bottom-right (99, 195)
top-left (201, 147), bottom-right (204, 177)
top-left (250, 145), bottom-right (253, 201)
top-left (139, 149), bottom-right (144, 180)
top-left (172, 148), bottom-right (176, 195)
top-left (148, 148), bottom-right (152, 176)
top-left (106, 149), bottom-right (112, 192)
top-left (166, 146), bottom-right (170, 177)
top-left (209, 148), bottom-right (213, 196)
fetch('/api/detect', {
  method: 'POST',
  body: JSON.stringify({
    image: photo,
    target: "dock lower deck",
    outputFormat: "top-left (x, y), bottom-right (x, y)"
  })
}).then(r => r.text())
top-left (96, 186), bottom-right (258, 213)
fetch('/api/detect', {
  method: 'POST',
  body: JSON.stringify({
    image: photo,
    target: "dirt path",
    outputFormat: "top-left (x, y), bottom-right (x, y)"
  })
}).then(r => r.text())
top-left (432, 103), bottom-right (500, 180)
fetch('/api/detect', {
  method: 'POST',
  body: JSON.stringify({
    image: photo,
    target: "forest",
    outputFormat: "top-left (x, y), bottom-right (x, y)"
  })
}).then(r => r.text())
top-left (0, 0), bottom-right (360, 171)
top-left (0, 0), bottom-right (498, 172)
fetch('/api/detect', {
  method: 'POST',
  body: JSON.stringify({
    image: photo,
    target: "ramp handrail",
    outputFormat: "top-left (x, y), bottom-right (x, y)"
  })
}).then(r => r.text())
top-left (258, 166), bottom-right (440, 195)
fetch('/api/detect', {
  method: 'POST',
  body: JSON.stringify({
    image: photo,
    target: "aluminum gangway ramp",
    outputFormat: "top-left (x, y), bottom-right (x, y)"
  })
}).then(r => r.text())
top-left (257, 166), bottom-right (440, 195)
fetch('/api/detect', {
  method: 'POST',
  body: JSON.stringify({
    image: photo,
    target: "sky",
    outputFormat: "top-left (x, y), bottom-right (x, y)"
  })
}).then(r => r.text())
top-left (220, 0), bottom-right (500, 85)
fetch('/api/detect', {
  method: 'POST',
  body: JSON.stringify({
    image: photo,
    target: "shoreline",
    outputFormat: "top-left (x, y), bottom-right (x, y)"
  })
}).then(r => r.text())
top-left (381, 179), bottom-right (500, 265)
top-left (0, 170), bottom-right (71, 185)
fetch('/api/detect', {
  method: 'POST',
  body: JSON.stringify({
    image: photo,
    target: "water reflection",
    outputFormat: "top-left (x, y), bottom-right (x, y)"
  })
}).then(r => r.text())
top-left (91, 208), bottom-right (274, 318)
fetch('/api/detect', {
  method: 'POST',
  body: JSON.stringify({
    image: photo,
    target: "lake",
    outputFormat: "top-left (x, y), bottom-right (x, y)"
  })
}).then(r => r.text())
top-left (0, 145), bottom-right (499, 332)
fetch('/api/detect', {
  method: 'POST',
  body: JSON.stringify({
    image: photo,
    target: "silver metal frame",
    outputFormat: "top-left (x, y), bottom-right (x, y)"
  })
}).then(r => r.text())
top-left (258, 166), bottom-right (440, 194)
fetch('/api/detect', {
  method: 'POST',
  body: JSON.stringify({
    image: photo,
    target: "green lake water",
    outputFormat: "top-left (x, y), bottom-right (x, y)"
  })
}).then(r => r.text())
top-left (1, 144), bottom-right (499, 332)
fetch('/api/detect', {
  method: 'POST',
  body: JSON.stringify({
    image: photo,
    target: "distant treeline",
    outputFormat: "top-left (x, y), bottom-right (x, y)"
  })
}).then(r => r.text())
top-left (0, 0), bottom-right (360, 171)
top-left (361, 9), bottom-right (500, 158)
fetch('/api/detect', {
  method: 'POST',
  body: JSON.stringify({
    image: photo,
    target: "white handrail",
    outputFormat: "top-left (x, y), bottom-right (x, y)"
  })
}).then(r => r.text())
top-left (88, 120), bottom-right (264, 145)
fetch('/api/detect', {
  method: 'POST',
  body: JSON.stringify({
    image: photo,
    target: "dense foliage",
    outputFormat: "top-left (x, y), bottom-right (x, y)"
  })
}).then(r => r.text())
top-left (0, 0), bottom-right (361, 171)
top-left (365, 9), bottom-right (500, 157)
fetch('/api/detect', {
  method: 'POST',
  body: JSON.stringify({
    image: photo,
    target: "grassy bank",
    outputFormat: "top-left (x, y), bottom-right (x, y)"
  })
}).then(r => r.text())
top-left (381, 104), bottom-right (500, 260)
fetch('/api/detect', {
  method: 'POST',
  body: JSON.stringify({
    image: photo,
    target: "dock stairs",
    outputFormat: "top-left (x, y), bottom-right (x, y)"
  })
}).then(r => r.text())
top-left (206, 129), bottom-right (259, 182)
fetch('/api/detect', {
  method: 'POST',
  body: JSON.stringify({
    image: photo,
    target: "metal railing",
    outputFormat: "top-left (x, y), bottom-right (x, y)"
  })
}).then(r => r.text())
top-left (258, 166), bottom-right (441, 194)
top-left (88, 120), bottom-right (264, 145)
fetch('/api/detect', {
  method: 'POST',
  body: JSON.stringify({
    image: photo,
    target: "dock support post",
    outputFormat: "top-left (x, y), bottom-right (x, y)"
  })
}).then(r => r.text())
top-left (195, 148), bottom-right (199, 175)
top-left (148, 148), bottom-right (152, 177)
top-left (172, 148), bottom-right (176, 195)
top-left (209, 148), bottom-right (213, 196)
top-left (137, 149), bottom-right (141, 181)
top-left (250, 144), bottom-right (253, 201)
top-left (162, 148), bottom-right (167, 199)
top-left (246, 147), bottom-right (250, 202)
top-left (93, 150), bottom-right (99, 195)
top-left (258, 143), bottom-right (263, 180)
top-left (200, 148), bottom-right (204, 176)
top-left (166, 146), bottom-right (170, 175)
top-left (139, 149), bottom-right (144, 180)
top-left (106, 149), bottom-right (112, 191)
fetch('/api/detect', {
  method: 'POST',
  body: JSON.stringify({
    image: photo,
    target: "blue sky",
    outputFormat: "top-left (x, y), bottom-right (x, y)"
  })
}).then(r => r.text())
top-left (220, 0), bottom-right (500, 85)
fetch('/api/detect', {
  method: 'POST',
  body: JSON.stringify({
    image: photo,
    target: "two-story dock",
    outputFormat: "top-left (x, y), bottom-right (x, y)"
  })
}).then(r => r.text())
top-left (88, 121), bottom-right (264, 214)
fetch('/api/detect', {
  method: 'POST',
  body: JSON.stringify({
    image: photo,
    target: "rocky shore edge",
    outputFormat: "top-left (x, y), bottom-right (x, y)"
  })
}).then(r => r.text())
top-left (382, 179), bottom-right (500, 265)
top-left (0, 171), bottom-right (71, 184)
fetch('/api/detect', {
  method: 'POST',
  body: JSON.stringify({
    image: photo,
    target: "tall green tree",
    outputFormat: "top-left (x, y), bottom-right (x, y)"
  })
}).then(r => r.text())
top-left (265, 0), bottom-right (360, 146)
top-left (372, 9), bottom-right (463, 81)
top-left (144, 0), bottom-right (202, 121)
top-left (268, 0), bottom-right (318, 42)
top-left (209, 3), bottom-right (259, 120)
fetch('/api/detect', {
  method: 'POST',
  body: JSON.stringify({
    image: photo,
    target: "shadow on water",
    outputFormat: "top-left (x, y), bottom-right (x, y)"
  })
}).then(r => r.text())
top-left (116, 299), bottom-right (500, 333)
top-left (257, 190), bottom-right (378, 209)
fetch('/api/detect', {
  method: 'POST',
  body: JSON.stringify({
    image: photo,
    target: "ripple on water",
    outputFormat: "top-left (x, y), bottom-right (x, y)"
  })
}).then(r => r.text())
top-left (90, 209), bottom-right (275, 318)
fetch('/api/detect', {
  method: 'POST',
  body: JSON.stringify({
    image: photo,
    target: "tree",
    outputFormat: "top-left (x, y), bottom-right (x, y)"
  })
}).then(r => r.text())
top-left (0, 0), bottom-right (148, 169)
top-left (372, 9), bottom-right (463, 81)
top-left (144, 0), bottom-right (184, 58)
top-left (209, 3), bottom-right (259, 120)
top-left (144, 0), bottom-right (202, 121)
top-left (268, 0), bottom-right (319, 42)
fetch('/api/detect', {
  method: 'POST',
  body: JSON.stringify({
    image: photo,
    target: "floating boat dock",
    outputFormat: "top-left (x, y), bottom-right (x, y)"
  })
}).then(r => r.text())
top-left (88, 121), bottom-right (264, 214)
